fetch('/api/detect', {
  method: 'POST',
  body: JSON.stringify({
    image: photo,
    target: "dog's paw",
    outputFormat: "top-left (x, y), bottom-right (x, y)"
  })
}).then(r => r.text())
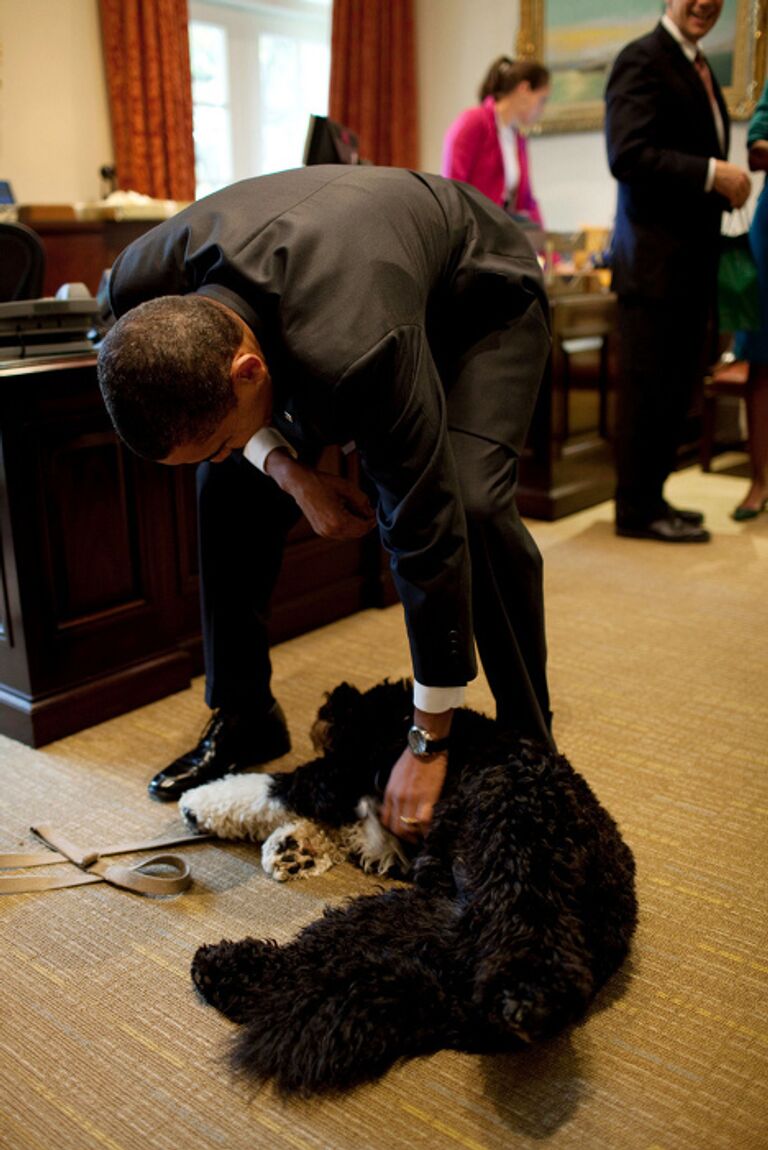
top-left (490, 985), bottom-right (563, 1045)
top-left (261, 820), bottom-right (345, 882)
top-left (342, 798), bottom-right (411, 877)
top-left (179, 773), bottom-right (290, 841)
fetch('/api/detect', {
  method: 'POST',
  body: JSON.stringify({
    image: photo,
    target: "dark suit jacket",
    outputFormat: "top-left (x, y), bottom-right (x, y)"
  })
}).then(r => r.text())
top-left (605, 21), bottom-right (730, 301)
top-left (108, 166), bottom-right (549, 690)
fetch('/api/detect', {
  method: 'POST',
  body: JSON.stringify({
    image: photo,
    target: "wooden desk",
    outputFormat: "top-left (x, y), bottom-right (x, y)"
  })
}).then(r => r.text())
top-left (518, 289), bottom-right (618, 519)
top-left (0, 354), bottom-right (391, 746)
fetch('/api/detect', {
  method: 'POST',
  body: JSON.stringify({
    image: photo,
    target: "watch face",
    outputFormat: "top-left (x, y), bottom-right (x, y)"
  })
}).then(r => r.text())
top-left (408, 726), bottom-right (429, 755)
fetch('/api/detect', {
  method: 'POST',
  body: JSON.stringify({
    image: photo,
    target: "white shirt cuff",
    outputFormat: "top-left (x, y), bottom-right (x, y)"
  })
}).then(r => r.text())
top-left (243, 428), bottom-right (298, 473)
top-left (413, 682), bottom-right (466, 713)
top-left (705, 157), bottom-right (716, 193)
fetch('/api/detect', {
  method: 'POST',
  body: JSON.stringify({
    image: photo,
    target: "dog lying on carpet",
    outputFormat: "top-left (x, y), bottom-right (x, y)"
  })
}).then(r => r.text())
top-left (181, 679), bottom-right (637, 1095)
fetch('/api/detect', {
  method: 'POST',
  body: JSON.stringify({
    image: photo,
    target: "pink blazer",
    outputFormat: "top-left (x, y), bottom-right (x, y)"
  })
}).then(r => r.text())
top-left (441, 96), bottom-right (543, 225)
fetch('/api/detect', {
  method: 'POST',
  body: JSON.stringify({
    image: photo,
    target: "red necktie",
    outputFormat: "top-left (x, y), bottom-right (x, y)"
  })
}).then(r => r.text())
top-left (695, 51), bottom-right (717, 109)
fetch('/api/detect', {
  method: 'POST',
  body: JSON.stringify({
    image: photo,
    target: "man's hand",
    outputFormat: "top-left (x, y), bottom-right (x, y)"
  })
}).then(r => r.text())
top-left (265, 451), bottom-right (376, 539)
top-left (748, 141), bottom-right (768, 173)
top-left (713, 160), bottom-right (752, 208)
top-left (380, 747), bottom-right (448, 843)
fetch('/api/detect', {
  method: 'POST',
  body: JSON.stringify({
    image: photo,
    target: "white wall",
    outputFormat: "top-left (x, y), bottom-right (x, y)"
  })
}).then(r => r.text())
top-left (416, 0), bottom-right (751, 231)
top-left (0, 0), bottom-right (112, 203)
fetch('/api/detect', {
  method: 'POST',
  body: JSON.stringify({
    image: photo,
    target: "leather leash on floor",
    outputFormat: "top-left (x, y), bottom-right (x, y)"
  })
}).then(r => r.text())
top-left (0, 824), bottom-right (214, 896)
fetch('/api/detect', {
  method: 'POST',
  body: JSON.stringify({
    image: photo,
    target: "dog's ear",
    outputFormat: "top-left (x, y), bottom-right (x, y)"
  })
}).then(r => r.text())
top-left (319, 682), bottom-right (362, 719)
top-left (311, 678), bottom-right (414, 760)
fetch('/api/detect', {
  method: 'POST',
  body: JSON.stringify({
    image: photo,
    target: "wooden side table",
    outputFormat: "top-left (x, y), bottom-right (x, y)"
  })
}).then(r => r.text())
top-left (518, 289), bottom-right (618, 519)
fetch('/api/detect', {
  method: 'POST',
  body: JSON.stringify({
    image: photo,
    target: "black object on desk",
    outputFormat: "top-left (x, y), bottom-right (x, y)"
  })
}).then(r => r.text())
top-left (303, 115), bottom-right (361, 165)
top-left (0, 297), bottom-right (99, 361)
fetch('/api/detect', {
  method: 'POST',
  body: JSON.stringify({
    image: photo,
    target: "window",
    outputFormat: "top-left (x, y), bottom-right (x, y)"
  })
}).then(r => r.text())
top-left (189, 0), bottom-right (332, 199)
top-left (190, 21), bottom-right (233, 198)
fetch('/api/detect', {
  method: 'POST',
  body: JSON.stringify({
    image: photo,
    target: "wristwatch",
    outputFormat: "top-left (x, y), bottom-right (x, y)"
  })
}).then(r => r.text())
top-left (407, 725), bottom-right (451, 758)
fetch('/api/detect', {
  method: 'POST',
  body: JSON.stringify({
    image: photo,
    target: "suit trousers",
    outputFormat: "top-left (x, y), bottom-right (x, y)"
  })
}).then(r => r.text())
top-left (196, 435), bottom-right (552, 746)
top-left (614, 294), bottom-right (711, 524)
top-left (196, 455), bottom-right (302, 715)
top-left (447, 427), bottom-right (552, 743)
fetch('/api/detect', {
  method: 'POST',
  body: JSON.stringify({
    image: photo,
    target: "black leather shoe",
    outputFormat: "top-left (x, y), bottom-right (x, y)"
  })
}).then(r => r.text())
top-left (616, 514), bottom-right (711, 543)
top-left (664, 503), bottom-right (705, 527)
top-left (148, 702), bottom-right (290, 802)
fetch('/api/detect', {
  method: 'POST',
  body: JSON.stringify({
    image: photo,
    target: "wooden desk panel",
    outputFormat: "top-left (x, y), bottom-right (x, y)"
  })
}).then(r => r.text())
top-left (0, 355), bottom-right (389, 746)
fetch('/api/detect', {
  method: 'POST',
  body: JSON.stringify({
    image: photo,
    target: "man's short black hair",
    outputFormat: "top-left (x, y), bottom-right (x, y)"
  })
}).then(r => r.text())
top-left (97, 295), bottom-right (242, 460)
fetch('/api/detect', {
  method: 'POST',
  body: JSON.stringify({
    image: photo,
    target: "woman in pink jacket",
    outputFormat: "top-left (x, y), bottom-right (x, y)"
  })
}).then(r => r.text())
top-left (442, 57), bottom-right (550, 225)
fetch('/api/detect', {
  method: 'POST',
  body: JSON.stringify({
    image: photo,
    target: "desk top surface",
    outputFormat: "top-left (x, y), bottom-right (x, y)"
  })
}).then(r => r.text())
top-left (0, 352), bottom-right (97, 378)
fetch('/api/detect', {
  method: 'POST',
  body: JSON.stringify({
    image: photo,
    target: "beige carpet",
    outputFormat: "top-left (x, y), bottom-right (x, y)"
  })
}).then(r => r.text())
top-left (0, 464), bottom-right (766, 1150)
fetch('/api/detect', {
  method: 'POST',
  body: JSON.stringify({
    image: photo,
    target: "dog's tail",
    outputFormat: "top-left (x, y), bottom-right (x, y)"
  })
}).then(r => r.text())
top-left (229, 888), bottom-right (462, 1095)
top-left (231, 965), bottom-right (449, 1095)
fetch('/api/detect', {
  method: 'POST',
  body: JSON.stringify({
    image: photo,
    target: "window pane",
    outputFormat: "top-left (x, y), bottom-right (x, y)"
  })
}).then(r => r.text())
top-left (190, 22), bottom-right (229, 107)
top-left (193, 105), bottom-right (233, 197)
top-left (259, 34), bottom-right (330, 174)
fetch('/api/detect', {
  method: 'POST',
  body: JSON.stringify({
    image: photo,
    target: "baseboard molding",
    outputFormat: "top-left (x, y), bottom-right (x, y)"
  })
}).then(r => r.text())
top-left (0, 651), bottom-right (193, 747)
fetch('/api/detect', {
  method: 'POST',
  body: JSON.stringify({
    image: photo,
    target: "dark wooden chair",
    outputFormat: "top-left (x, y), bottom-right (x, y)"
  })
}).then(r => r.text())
top-left (0, 220), bottom-right (46, 301)
top-left (700, 357), bottom-right (749, 472)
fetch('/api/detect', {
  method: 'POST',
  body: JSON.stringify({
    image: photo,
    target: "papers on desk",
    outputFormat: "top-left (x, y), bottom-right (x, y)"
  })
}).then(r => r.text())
top-left (74, 190), bottom-right (189, 221)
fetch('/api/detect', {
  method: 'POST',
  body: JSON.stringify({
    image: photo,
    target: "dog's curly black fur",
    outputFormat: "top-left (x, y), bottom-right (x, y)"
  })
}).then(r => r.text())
top-left (190, 679), bottom-right (637, 1095)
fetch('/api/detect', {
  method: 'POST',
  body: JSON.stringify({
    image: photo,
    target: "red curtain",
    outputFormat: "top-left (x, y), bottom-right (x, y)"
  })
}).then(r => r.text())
top-left (329, 0), bottom-right (419, 168)
top-left (99, 0), bottom-right (196, 201)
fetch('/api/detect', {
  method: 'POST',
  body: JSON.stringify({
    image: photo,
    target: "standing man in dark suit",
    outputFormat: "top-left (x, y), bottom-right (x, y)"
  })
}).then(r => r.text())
top-left (96, 165), bottom-right (553, 840)
top-left (605, 0), bottom-right (751, 542)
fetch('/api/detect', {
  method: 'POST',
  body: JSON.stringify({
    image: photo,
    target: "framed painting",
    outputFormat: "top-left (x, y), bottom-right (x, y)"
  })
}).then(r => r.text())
top-left (517, 0), bottom-right (767, 133)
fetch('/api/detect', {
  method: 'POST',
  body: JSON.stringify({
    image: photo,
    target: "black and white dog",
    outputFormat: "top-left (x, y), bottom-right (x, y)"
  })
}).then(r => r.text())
top-left (182, 679), bottom-right (637, 1095)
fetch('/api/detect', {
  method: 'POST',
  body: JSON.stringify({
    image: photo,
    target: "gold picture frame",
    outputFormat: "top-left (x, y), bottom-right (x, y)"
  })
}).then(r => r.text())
top-left (517, 0), bottom-right (767, 133)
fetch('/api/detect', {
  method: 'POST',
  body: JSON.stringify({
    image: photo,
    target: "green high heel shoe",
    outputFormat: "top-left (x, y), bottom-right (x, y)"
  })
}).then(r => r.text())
top-left (731, 499), bottom-right (768, 522)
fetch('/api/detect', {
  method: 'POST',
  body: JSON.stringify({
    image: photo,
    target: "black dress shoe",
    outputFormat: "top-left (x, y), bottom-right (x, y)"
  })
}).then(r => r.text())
top-left (148, 702), bottom-right (290, 802)
top-left (664, 503), bottom-right (705, 527)
top-left (616, 514), bottom-right (711, 543)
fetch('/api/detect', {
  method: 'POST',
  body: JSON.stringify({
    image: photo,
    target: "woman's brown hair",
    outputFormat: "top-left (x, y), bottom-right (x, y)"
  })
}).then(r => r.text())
top-left (479, 56), bottom-right (550, 102)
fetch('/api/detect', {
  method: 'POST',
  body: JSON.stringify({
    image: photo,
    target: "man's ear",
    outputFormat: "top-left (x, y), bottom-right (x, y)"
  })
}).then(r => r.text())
top-left (231, 351), bottom-right (268, 390)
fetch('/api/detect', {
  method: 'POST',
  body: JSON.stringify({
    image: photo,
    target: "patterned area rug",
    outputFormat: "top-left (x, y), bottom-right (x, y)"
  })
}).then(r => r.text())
top-left (0, 466), bottom-right (766, 1150)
